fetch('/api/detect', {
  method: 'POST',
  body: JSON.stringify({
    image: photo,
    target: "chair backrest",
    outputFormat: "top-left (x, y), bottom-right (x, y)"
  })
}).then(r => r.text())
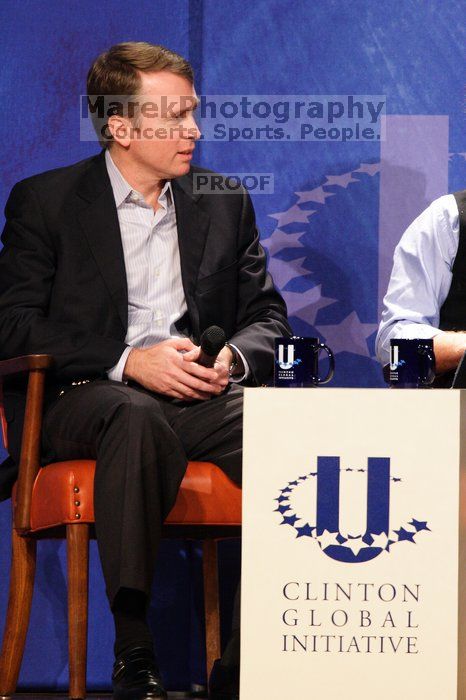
top-left (0, 384), bottom-right (8, 452)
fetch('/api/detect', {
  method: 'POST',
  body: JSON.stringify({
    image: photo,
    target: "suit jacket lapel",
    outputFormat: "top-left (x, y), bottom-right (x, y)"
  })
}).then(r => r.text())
top-left (172, 175), bottom-right (210, 340)
top-left (74, 156), bottom-right (211, 340)
top-left (76, 152), bottom-right (128, 330)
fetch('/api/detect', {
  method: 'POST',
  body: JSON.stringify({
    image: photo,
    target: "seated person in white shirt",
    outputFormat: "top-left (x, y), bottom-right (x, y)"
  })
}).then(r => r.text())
top-left (376, 190), bottom-right (466, 383)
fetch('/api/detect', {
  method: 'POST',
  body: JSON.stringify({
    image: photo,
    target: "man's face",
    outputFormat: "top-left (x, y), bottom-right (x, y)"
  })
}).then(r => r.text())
top-left (114, 70), bottom-right (201, 180)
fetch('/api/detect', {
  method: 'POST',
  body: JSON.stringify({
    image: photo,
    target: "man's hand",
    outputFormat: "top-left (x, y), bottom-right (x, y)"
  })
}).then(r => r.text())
top-left (214, 344), bottom-right (244, 381)
top-left (122, 338), bottom-right (230, 400)
top-left (214, 345), bottom-right (235, 385)
top-left (433, 331), bottom-right (466, 374)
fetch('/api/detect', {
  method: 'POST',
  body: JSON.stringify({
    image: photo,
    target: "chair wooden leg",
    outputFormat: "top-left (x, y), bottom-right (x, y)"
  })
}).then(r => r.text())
top-left (67, 523), bottom-right (89, 700)
top-left (0, 529), bottom-right (37, 698)
top-left (202, 539), bottom-right (221, 680)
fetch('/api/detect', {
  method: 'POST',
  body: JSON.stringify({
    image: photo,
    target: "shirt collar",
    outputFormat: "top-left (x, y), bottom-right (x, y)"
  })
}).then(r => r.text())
top-left (105, 148), bottom-right (173, 208)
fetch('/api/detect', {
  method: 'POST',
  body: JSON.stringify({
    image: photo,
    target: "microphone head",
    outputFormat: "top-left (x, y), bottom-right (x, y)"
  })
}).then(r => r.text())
top-left (200, 325), bottom-right (226, 356)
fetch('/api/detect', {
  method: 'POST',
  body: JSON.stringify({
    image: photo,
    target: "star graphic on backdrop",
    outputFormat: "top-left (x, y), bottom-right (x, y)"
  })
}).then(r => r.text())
top-left (292, 162), bottom-right (380, 210)
top-left (283, 284), bottom-right (337, 324)
top-left (448, 152), bottom-right (466, 162)
top-left (295, 524), bottom-right (315, 538)
top-left (370, 532), bottom-right (389, 550)
top-left (323, 172), bottom-right (359, 189)
top-left (281, 514), bottom-right (299, 527)
top-left (276, 495), bottom-right (289, 503)
top-left (281, 487), bottom-right (292, 494)
top-left (317, 311), bottom-right (378, 358)
top-left (410, 519), bottom-right (431, 532)
top-left (344, 536), bottom-right (365, 556)
top-left (262, 229), bottom-right (305, 256)
top-left (294, 186), bottom-right (336, 205)
top-left (394, 527), bottom-right (416, 543)
top-left (269, 204), bottom-right (316, 228)
top-left (318, 530), bottom-right (340, 549)
top-left (354, 162), bottom-right (380, 177)
top-left (267, 256), bottom-right (311, 290)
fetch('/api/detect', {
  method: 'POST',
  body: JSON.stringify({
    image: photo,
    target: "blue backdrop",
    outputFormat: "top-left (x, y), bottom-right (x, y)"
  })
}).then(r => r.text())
top-left (0, 0), bottom-right (464, 691)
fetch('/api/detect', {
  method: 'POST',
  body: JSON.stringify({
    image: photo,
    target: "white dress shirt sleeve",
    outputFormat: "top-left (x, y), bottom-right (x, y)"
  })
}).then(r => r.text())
top-left (375, 194), bottom-right (460, 366)
top-left (107, 346), bottom-right (133, 383)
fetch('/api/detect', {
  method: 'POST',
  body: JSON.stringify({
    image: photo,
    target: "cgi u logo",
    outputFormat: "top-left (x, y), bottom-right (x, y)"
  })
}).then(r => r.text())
top-left (278, 344), bottom-right (295, 370)
top-left (317, 456), bottom-right (390, 564)
top-left (389, 345), bottom-right (399, 371)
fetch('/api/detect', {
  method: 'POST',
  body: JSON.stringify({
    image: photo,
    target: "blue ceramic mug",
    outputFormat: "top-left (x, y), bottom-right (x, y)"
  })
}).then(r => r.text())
top-left (274, 336), bottom-right (335, 387)
top-left (388, 338), bottom-right (436, 388)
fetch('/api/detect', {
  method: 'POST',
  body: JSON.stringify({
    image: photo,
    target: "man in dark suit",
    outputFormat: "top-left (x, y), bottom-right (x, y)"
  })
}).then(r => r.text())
top-left (0, 42), bottom-right (290, 700)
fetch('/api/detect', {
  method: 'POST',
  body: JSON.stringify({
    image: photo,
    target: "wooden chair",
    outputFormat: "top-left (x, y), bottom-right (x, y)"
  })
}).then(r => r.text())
top-left (0, 354), bottom-right (242, 699)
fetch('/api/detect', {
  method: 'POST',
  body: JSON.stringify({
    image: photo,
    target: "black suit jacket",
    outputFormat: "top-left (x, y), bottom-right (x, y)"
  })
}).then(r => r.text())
top-left (0, 150), bottom-right (291, 498)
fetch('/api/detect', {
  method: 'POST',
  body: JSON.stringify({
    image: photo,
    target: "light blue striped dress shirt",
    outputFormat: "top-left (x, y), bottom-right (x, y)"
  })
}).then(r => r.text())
top-left (376, 193), bottom-right (460, 366)
top-left (105, 149), bottom-right (248, 382)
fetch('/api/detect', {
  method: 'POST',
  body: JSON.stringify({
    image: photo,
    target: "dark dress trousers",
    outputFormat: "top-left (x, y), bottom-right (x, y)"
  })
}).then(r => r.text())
top-left (0, 150), bottom-right (291, 604)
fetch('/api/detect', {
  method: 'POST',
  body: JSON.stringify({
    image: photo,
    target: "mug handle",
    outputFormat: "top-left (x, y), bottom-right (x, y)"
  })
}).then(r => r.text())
top-left (418, 346), bottom-right (436, 385)
top-left (317, 343), bottom-right (335, 385)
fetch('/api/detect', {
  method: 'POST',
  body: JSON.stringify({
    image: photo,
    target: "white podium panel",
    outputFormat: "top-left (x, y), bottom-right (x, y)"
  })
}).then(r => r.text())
top-left (241, 389), bottom-right (466, 700)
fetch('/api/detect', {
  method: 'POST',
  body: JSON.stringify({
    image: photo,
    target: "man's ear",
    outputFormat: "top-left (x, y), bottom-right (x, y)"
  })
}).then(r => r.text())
top-left (107, 115), bottom-right (132, 147)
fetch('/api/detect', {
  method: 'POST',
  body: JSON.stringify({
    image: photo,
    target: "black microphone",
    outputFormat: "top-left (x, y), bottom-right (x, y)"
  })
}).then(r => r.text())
top-left (198, 325), bottom-right (226, 367)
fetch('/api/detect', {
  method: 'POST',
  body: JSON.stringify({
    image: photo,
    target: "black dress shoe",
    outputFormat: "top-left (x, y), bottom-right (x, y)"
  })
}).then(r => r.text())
top-left (208, 659), bottom-right (239, 700)
top-left (112, 645), bottom-right (167, 700)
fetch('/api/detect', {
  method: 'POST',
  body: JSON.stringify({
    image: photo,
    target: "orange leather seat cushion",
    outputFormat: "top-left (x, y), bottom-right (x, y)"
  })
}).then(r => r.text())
top-left (12, 460), bottom-right (241, 533)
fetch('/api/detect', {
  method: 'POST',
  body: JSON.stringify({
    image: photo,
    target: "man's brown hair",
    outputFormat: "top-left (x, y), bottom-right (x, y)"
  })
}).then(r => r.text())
top-left (86, 42), bottom-right (194, 147)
